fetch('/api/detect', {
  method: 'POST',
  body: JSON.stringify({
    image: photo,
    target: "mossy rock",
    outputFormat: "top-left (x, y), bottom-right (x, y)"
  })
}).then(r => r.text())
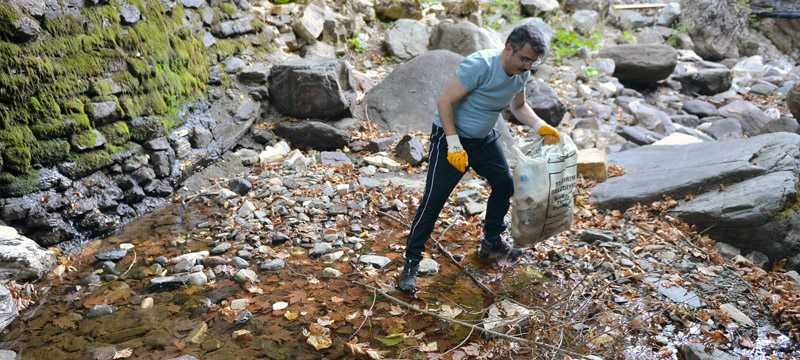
top-left (59, 150), bottom-right (113, 179)
top-left (0, 125), bottom-right (35, 173)
top-left (71, 129), bottom-right (107, 151)
top-left (130, 116), bottom-right (166, 142)
top-left (31, 139), bottom-right (71, 166)
top-left (99, 121), bottom-right (131, 146)
top-left (0, 170), bottom-right (40, 197)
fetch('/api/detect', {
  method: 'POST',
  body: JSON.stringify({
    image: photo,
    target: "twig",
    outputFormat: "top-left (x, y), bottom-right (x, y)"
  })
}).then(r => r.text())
top-left (612, 3), bottom-right (666, 10)
top-left (350, 289), bottom-right (377, 340)
top-left (378, 210), bottom-right (409, 227)
top-left (432, 222), bottom-right (496, 298)
top-left (354, 281), bottom-right (589, 359)
top-left (441, 325), bottom-right (475, 358)
top-left (121, 250), bottom-right (137, 278)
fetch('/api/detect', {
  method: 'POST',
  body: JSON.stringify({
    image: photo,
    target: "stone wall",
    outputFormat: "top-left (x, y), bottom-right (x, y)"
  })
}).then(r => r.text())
top-left (0, 0), bottom-right (264, 247)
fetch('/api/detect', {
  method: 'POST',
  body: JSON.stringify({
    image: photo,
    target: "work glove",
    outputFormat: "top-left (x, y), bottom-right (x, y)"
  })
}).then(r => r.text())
top-left (534, 122), bottom-right (560, 145)
top-left (446, 135), bottom-right (468, 173)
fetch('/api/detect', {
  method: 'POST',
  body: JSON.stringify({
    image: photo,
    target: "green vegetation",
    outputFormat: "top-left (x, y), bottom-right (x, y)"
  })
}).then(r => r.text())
top-left (482, 0), bottom-right (522, 31)
top-left (348, 37), bottom-right (367, 53)
top-left (619, 30), bottom-right (636, 44)
top-left (551, 29), bottom-right (602, 64)
top-left (583, 66), bottom-right (600, 78)
top-left (0, 0), bottom-right (209, 193)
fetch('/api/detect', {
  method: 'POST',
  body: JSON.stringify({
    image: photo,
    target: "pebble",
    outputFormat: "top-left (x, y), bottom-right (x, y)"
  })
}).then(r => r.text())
top-left (418, 258), bottom-right (439, 274)
top-left (230, 298), bottom-right (249, 311)
top-left (88, 304), bottom-right (116, 318)
top-left (141, 297), bottom-right (154, 309)
top-left (237, 250), bottom-right (252, 259)
top-left (89, 346), bottom-right (117, 360)
top-left (210, 242), bottom-right (232, 255)
top-left (259, 259), bottom-right (286, 271)
top-left (95, 248), bottom-right (128, 262)
top-left (232, 257), bottom-right (250, 269)
top-left (155, 256), bottom-right (169, 266)
top-left (235, 310), bottom-right (253, 325)
top-left (272, 232), bottom-right (290, 245)
top-left (188, 272), bottom-right (209, 286)
top-left (359, 255), bottom-right (391, 269)
top-left (81, 273), bottom-right (102, 286)
top-left (309, 243), bottom-right (333, 257)
top-left (234, 269), bottom-right (258, 283)
top-left (321, 250), bottom-right (344, 262)
top-left (322, 267), bottom-right (342, 278)
top-left (272, 301), bottom-right (288, 311)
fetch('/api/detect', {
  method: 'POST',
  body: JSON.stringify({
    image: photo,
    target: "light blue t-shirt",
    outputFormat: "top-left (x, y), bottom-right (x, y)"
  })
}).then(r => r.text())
top-left (433, 49), bottom-right (530, 139)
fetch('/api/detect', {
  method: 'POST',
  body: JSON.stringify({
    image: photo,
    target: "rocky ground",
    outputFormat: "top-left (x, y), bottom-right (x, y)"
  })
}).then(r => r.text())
top-left (2, 0), bottom-right (800, 359)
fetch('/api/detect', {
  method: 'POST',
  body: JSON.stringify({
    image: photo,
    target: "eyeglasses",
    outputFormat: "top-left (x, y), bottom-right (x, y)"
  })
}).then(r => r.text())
top-left (514, 50), bottom-right (543, 68)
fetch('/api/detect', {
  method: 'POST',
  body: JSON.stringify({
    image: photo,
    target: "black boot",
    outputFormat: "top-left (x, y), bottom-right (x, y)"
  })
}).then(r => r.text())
top-left (397, 258), bottom-right (421, 294)
top-left (478, 236), bottom-right (523, 263)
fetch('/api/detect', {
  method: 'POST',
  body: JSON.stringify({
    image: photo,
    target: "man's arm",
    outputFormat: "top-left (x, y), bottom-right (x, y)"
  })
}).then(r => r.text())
top-left (437, 77), bottom-right (470, 136)
top-left (509, 89), bottom-right (544, 128)
top-left (509, 90), bottom-right (560, 143)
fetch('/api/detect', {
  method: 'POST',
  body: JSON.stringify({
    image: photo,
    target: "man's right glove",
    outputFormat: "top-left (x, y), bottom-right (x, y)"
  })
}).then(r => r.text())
top-left (535, 122), bottom-right (560, 145)
top-left (446, 134), bottom-right (468, 173)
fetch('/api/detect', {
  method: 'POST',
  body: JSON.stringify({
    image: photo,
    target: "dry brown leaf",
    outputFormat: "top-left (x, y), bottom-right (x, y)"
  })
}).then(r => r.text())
top-left (113, 348), bottom-right (133, 359)
top-left (304, 324), bottom-right (332, 351)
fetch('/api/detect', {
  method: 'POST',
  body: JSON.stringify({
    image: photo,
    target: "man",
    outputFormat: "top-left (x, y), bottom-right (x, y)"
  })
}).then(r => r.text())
top-left (397, 24), bottom-right (560, 294)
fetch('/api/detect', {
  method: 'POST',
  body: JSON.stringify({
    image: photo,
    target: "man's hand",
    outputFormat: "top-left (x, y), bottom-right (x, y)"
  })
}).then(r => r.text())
top-left (535, 122), bottom-right (560, 145)
top-left (446, 135), bottom-right (468, 173)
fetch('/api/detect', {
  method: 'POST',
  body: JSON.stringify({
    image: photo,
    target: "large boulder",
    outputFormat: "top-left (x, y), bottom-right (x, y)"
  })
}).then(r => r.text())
top-left (562, 0), bottom-right (611, 15)
top-left (789, 83), bottom-right (800, 121)
top-left (504, 78), bottom-right (565, 126)
top-left (428, 21), bottom-right (503, 56)
top-left (268, 58), bottom-right (354, 120)
top-left (680, 0), bottom-right (748, 61)
top-left (520, 0), bottom-right (559, 17)
top-left (274, 121), bottom-right (349, 150)
top-left (502, 17), bottom-right (554, 45)
top-left (385, 19), bottom-right (430, 60)
top-left (756, 18), bottom-right (800, 63)
top-left (375, 0), bottom-right (422, 21)
top-left (592, 133), bottom-right (800, 267)
top-left (365, 50), bottom-right (463, 133)
top-left (0, 225), bottom-right (56, 282)
top-left (598, 45), bottom-right (677, 86)
top-left (718, 100), bottom-right (771, 137)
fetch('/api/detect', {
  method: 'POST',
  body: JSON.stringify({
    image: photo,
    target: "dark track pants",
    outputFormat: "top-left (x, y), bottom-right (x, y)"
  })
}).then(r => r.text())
top-left (404, 125), bottom-right (514, 262)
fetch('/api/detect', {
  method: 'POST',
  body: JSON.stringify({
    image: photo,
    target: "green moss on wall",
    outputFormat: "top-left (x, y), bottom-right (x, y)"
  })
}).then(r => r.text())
top-left (0, 170), bottom-right (41, 197)
top-left (0, 0), bottom-right (209, 188)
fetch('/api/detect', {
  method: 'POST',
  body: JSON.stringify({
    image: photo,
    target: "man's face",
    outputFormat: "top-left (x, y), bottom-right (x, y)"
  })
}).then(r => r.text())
top-left (508, 43), bottom-right (542, 75)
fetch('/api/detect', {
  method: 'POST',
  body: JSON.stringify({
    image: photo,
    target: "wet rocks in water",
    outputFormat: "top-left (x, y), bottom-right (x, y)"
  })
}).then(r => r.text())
top-left (0, 284), bottom-right (18, 332)
top-left (0, 226), bottom-right (57, 282)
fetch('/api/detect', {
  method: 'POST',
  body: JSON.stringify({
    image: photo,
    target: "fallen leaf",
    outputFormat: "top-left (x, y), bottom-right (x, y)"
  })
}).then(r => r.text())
top-left (113, 348), bottom-right (133, 359)
top-left (419, 341), bottom-right (438, 352)
top-left (317, 316), bottom-right (334, 326)
top-left (346, 311), bottom-right (360, 321)
top-left (376, 332), bottom-right (406, 347)
top-left (347, 338), bottom-right (386, 360)
top-left (284, 311), bottom-right (299, 321)
top-left (389, 305), bottom-right (404, 316)
top-left (304, 324), bottom-right (332, 351)
top-left (439, 304), bottom-right (462, 319)
top-left (331, 296), bottom-right (344, 303)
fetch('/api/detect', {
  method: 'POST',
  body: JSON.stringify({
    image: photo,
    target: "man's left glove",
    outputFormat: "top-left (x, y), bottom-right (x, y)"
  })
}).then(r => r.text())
top-left (535, 122), bottom-right (560, 145)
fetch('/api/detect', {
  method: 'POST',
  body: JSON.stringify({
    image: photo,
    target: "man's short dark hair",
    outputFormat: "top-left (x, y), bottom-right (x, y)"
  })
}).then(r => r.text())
top-left (506, 25), bottom-right (548, 57)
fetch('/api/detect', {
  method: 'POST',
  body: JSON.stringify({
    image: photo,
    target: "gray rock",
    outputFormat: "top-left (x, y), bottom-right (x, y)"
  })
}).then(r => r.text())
top-left (145, 137), bottom-right (170, 151)
top-left (418, 258), bottom-right (439, 274)
top-left (751, 81), bottom-right (778, 96)
top-left (87, 304), bottom-right (116, 318)
top-left (322, 267), bottom-right (342, 278)
top-left (765, 116), bottom-right (799, 134)
top-left (120, 3), bottom-right (141, 24)
top-left (95, 248), bottom-right (128, 262)
top-left (37, 168), bottom-right (72, 191)
top-left (598, 45), bottom-right (677, 86)
top-left (0, 350), bottom-right (16, 360)
top-left (129, 116), bottom-right (165, 143)
top-left (131, 166), bottom-right (156, 185)
top-left (234, 269), bottom-right (257, 283)
top-left (148, 150), bottom-right (174, 178)
top-left (394, 134), bottom-right (425, 165)
top-left (628, 101), bottom-right (675, 134)
top-left (275, 121), bottom-right (349, 150)
top-left (656, 2), bottom-right (680, 27)
top-left (268, 58), bottom-right (353, 119)
top-left (789, 83), bottom-right (800, 120)
top-left (309, 243), bottom-right (333, 257)
top-left (505, 78), bottom-right (565, 126)
top-left (746, 251), bottom-right (769, 269)
top-left (714, 242), bottom-right (741, 259)
top-left (231, 256), bottom-right (249, 269)
top-left (87, 101), bottom-right (121, 124)
top-left (367, 136), bottom-right (400, 153)
top-left (697, 118), bottom-right (744, 140)
top-left (682, 99), bottom-right (718, 118)
top-left (237, 62), bottom-right (270, 86)
top-left (210, 242), bottom-right (231, 255)
top-left (719, 100), bottom-right (771, 136)
top-left (359, 254), bottom-right (391, 268)
top-left (385, 19), bottom-right (430, 60)
top-left (670, 115), bottom-right (702, 128)
top-left (302, 41), bottom-right (336, 59)
top-left (428, 21), bottom-right (503, 57)
top-left (592, 132), bottom-right (800, 210)
top-left (673, 68), bottom-right (732, 96)
top-left (167, 355), bottom-right (200, 360)
top-left (224, 57), bottom-right (246, 74)
top-left (520, 0), bottom-right (559, 16)
top-left (365, 50), bottom-right (463, 133)
top-left (187, 271), bottom-right (208, 286)
top-left (636, 27), bottom-right (666, 45)
top-left (181, 0), bottom-right (206, 8)
top-left (292, 3), bottom-right (325, 42)
top-left (374, 0), bottom-right (421, 21)
top-left (571, 10), bottom-right (599, 35)
top-left (0, 227), bottom-right (57, 282)
top-left (320, 151), bottom-right (352, 166)
top-left (259, 259), bottom-right (285, 271)
top-left (213, 16), bottom-right (255, 38)
top-left (190, 126), bottom-right (213, 148)
top-left (611, 10), bottom-right (652, 29)
top-left (228, 178), bottom-right (252, 195)
top-left (679, 343), bottom-right (737, 360)
top-left (580, 229), bottom-right (615, 243)
top-left (645, 276), bottom-right (704, 308)
top-left (0, 285), bottom-right (18, 333)
top-left (682, 0), bottom-right (747, 61)
top-left (69, 129), bottom-right (106, 151)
